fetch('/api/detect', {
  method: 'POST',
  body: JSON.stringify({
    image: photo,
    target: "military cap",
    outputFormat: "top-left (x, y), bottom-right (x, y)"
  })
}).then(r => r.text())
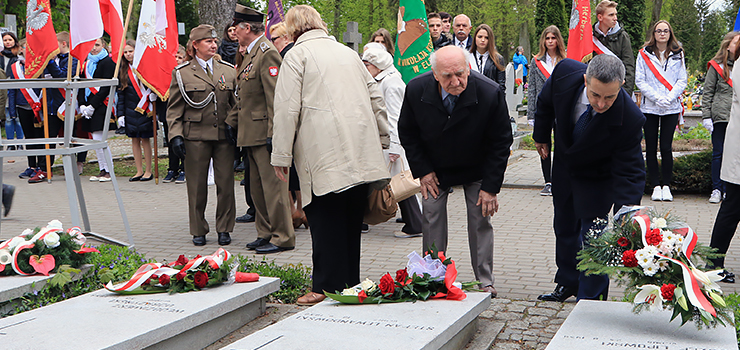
top-left (232, 4), bottom-right (264, 26)
top-left (190, 24), bottom-right (218, 41)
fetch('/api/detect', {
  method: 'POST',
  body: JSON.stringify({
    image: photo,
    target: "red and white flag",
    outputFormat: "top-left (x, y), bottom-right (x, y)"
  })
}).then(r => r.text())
top-left (133, 0), bottom-right (178, 99)
top-left (70, 0), bottom-right (124, 63)
top-left (566, 0), bottom-right (593, 62)
top-left (25, 0), bottom-right (59, 78)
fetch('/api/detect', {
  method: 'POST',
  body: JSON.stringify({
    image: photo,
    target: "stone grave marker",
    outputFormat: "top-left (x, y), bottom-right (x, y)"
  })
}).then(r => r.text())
top-left (546, 300), bottom-right (737, 350)
top-left (505, 63), bottom-right (524, 116)
top-left (222, 292), bottom-right (491, 350)
top-left (343, 21), bottom-right (362, 53)
top-left (4, 14), bottom-right (16, 35)
top-left (0, 265), bottom-right (91, 315)
top-left (0, 277), bottom-right (279, 349)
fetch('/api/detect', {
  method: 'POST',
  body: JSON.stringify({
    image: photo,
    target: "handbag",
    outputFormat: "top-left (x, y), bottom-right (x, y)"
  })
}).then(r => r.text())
top-left (364, 181), bottom-right (398, 225)
top-left (389, 158), bottom-right (421, 202)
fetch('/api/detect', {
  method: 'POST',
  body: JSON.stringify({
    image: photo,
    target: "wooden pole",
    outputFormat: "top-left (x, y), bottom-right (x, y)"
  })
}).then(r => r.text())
top-left (42, 89), bottom-right (52, 182)
top-left (113, 0), bottom-right (135, 79)
top-left (153, 109), bottom-right (159, 184)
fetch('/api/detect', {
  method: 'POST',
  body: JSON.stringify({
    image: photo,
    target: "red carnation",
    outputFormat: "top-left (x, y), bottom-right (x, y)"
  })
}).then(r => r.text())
top-left (622, 250), bottom-right (638, 267)
top-left (174, 254), bottom-right (189, 266)
top-left (395, 268), bottom-right (409, 285)
top-left (645, 228), bottom-right (663, 246)
top-left (358, 290), bottom-right (368, 303)
top-left (661, 284), bottom-right (676, 301)
top-left (617, 237), bottom-right (629, 247)
top-left (159, 274), bottom-right (171, 286)
top-left (193, 271), bottom-right (208, 288)
top-left (175, 270), bottom-right (186, 281)
top-left (379, 273), bottom-right (395, 295)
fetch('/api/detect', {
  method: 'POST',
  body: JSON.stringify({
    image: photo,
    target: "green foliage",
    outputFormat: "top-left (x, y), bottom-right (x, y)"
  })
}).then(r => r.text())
top-left (619, 0), bottom-right (646, 55)
top-left (723, 293), bottom-right (740, 346)
top-left (644, 149), bottom-right (712, 194)
top-left (670, 0), bottom-right (701, 71)
top-left (674, 124), bottom-right (711, 140)
top-left (535, 0), bottom-right (569, 42)
top-left (175, 0), bottom-right (200, 46)
top-left (235, 255), bottom-right (312, 304)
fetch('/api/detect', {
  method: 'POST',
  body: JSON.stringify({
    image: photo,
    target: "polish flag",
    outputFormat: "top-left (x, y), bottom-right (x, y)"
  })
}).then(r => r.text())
top-left (133, 0), bottom-right (178, 99)
top-left (25, 0), bottom-right (60, 79)
top-left (566, 0), bottom-right (593, 62)
top-left (70, 0), bottom-right (124, 63)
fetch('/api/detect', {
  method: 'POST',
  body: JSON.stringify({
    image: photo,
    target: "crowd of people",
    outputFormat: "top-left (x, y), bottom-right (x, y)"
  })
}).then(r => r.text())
top-left (2, 0), bottom-right (740, 306)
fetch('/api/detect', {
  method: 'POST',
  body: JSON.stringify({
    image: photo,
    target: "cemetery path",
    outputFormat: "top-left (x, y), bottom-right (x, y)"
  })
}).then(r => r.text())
top-left (1, 135), bottom-right (735, 350)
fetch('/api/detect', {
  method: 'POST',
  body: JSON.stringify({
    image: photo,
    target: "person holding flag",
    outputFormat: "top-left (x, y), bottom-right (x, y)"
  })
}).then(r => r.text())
top-left (592, 0), bottom-right (635, 95)
top-left (635, 20), bottom-right (687, 202)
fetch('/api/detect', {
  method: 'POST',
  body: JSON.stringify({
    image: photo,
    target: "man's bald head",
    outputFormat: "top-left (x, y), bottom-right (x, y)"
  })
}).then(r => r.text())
top-left (453, 14), bottom-right (471, 42)
top-left (431, 46), bottom-right (470, 96)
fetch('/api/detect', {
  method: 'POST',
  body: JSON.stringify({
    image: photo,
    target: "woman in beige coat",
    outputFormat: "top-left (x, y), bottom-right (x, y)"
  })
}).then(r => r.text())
top-left (271, 5), bottom-right (390, 305)
top-left (708, 40), bottom-right (740, 283)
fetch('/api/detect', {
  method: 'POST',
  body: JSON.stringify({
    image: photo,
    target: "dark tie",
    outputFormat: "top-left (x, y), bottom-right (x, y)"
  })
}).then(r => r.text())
top-left (479, 56), bottom-right (484, 71)
top-left (206, 66), bottom-right (212, 79)
top-left (572, 105), bottom-right (594, 141)
top-left (443, 94), bottom-right (457, 115)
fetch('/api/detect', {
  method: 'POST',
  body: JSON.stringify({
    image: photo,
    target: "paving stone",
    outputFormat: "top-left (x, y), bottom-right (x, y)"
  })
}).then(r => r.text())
top-left (527, 307), bottom-right (558, 317)
top-left (505, 304), bottom-right (526, 313)
top-left (506, 320), bottom-right (529, 330)
top-left (494, 312), bottom-right (525, 321)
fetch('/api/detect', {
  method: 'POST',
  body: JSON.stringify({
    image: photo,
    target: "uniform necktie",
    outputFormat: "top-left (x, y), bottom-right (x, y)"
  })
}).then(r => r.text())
top-left (206, 66), bottom-right (212, 79)
top-left (572, 105), bottom-right (594, 142)
top-left (478, 55), bottom-right (484, 72)
top-left (443, 94), bottom-right (458, 115)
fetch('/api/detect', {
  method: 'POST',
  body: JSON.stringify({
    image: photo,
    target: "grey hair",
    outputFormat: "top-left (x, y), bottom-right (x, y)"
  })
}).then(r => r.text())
top-left (239, 21), bottom-right (265, 34)
top-left (586, 54), bottom-right (625, 84)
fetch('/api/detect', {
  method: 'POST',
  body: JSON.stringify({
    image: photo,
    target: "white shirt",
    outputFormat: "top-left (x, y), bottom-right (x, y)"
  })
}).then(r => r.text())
top-left (454, 37), bottom-right (468, 49)
top-left (543, 53), bottom-right (556, 72)
top-left (195, 55), bottom-right (213, 75)
top-left (573, 87), bottom-right (592, 124)
top-left (475, 51), bottom-right (489, 72)
top-left (246, 34), bottom-right (264, 54)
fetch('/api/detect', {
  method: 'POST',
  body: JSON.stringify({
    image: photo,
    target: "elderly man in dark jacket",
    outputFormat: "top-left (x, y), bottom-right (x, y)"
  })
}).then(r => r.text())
top-left (399, 46), bottom-right (513, 298)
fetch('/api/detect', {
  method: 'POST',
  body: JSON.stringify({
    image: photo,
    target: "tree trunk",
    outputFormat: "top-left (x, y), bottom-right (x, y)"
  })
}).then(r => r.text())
top-left (334, 0), bottom-right (342, 40)
top-left (650, 0), bottom-right (662, 28)
top-left (198, 0), bottom-right (238, 38)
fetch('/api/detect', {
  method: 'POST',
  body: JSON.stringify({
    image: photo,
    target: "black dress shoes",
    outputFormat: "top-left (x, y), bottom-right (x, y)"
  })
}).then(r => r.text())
top-left (218, 232), bottom-right (231, 246)
top-left (192, 236), bottom-right (206, 246)
top-left (246, 238), bottom-right (271, 250)
top-left (255, 243), bottom-right (294, 254)
top-left (720, 270), bottom-right (735, 283)
top-left (538, 285), bottom-right (577, 302)
top-left (236, 212), bottom-right (255, 223)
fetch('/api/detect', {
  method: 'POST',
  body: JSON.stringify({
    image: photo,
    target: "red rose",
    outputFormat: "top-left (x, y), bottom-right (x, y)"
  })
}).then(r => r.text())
top-left (358, 290), bottom-right (368, 303)
top-left (174, 254), bottom-right (189, 266)
top-left (622, 250), bottom-right (638, 267)
top-left (175, 270), bottom-right (186, 281)
top-left (193, 271), bottom-right (208, 288)
top-left (645, 228), bottom-right (663, 246)
top-left (159, 274), bottom-right (171, 286)
top-left (661, 284), bottom-right (676, 301)
top-left (617, 237), bottom-right (629, 247)
top-left (379, 273), bottom-right (395, 295)
top-left (395, 268), bottom-right (409, 284)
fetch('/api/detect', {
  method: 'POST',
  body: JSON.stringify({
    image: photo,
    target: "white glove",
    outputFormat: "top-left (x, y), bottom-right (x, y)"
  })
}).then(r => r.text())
top-left (117, 116), bottom-right (126, 128)
top-left (702, 119), bottom-right (714, 133)
top-left (656, 98), bottom-right (672, 109)
top-left (81, 105), bottom-right (94, 118)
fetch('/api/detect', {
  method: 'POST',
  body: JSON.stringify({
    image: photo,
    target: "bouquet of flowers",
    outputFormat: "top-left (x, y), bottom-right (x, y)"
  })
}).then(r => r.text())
top-left (0, 220), bottom-right (98, 276)
top-left (325, 247), bottom-right (478, 304)
top-left (577, 206), bottom-right (733, 328)
top-left (105, 248), bottom-right (258, 295)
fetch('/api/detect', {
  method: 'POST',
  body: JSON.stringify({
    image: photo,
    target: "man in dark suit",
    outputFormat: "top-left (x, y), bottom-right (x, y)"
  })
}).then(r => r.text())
top-left (399, 46), bottom-right (513, 297)
top-left (451, 14), bottom-right (472, 50)
top-left (533, 55), bottom-right (646, 302)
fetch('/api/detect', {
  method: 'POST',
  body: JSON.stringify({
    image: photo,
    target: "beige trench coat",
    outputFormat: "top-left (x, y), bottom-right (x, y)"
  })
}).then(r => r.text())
top-left (722, 63), bottom-right (740, 185)
top-left (271, 29), bottom-right (391, 207)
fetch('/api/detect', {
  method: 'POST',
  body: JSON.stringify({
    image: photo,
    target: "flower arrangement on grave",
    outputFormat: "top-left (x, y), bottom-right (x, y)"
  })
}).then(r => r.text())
top-left (325, 246), bottom-right (478, 304)
top-left (105, 248), bottom-right (259, 294)
top-left (577, 206), bottom-right (733, 328)
top-left (0, 220), bottom-right (99, 276)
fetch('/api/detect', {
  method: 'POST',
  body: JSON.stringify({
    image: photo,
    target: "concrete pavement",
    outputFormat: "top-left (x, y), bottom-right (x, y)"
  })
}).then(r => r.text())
top-left (1, 146), bottom-right (738, 301)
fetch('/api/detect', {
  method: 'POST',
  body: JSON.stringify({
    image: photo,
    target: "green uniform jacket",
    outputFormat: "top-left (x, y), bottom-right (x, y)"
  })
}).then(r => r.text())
top-left (702, 60), bottom-right (733, 124)
top-left (227, 35), bottom-right (282, 147)
top-left (593, 24), bottom-right (635, 96)
top-left (166, 59), bottom-right (237, 141)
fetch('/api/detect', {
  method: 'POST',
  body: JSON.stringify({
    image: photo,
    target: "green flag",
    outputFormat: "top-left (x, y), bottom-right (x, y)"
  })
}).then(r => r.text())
top-left (394, 0), bottom-right (433, 83)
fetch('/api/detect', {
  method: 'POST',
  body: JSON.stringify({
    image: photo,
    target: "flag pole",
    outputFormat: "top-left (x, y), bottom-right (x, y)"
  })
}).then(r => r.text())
top-left (42, 89), bottom-right (52, 182)
top-left (113, 0), bottom-right (136, 79)
top-left (153, 109), bottom-right (159, 184)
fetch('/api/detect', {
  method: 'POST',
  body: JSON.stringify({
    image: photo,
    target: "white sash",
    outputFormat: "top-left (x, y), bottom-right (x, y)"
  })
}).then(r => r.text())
top-left (592, 36), bottom-right (617, 57)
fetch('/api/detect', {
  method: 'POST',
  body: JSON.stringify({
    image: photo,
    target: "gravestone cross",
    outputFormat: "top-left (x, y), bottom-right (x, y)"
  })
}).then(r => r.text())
top-left (343, 22), bottom-right (362, 53)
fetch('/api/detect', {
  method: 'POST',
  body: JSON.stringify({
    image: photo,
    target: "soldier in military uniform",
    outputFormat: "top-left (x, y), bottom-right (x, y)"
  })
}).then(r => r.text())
top-left (226, 5), bottom-right (295, 254)
top-left (167, 25), bottom-right (238, 246)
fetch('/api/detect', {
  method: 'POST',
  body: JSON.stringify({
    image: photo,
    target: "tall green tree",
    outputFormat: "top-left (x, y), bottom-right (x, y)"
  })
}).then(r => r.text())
top-left (619, 0), bottom-right (646, 55)
top-left (534, 0), bottom-right (569, 41)
top-left (670, 0), bottom-right (700, 72)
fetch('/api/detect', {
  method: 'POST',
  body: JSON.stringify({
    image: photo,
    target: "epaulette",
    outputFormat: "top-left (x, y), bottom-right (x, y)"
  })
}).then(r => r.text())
top-left (218, 59), bottom-right (234, 69)
top-left (174, 61), bottom-right (189, 70)
top-left (260, 42), bottom-right (269, 52)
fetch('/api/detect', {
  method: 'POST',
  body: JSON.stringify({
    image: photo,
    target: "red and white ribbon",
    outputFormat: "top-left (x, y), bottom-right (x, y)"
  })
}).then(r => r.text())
top-left (12, 62), bottom-right (43, 122)
top-left (128, 65), bottom-right (154, 116)
top-left (104, 263), bottom-right (180, 292)
top-left (593, 36), bottom-right (617, 57)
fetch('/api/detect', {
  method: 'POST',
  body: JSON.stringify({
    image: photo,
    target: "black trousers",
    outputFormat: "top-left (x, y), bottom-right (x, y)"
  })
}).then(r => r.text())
top-left (242, 154), bottom-right (255, 215)
top-left (644, 113), bottom-right (679, 187)
top-left (398, 196), bottom-right (422, 234)
top-left (553, 191), bottom-right (609, 300)
top-left (303, 184), bottom-right (368, 294)
top-left (541, 145), bottom-right (552, 183)
top-left (709, 182), bottom-right (740, 268)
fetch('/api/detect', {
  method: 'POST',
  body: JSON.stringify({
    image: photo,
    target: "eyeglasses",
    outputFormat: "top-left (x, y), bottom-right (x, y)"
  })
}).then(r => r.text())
top-left (654, 29), bottom-right (670, 35)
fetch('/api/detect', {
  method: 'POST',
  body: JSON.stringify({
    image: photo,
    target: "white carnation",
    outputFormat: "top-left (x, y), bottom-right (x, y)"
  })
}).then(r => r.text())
top-left (653, 217), bottom-right (667, 229)
top-left (43, 232), bottom-right (61, 248)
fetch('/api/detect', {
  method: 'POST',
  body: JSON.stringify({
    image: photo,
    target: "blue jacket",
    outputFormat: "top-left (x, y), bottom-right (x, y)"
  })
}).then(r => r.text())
top-left (512, 53), bottom-right (528, 76)
top-left (47, 53), bottom-right (79, 114)
top-left (533, 58), bottom-right (645, 218)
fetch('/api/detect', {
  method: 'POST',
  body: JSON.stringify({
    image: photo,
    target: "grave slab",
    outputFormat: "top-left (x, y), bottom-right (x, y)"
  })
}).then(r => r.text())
top-left (546, 300), bottom-right (737, 350)
top-left (222, 292), bottom-right (491, 350)
top-left (0, 264), bottom-right (92, 315)
top-left (0, 277), bottom-right (279, 350)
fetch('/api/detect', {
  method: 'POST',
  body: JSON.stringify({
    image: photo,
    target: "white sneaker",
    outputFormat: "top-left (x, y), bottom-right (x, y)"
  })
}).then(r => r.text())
top-left (662, 186), bottom-right (673, 202)
top-left (709, 189), bottom-right (722, 204)
top-left (651, 186), bottom-right (662, 201)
